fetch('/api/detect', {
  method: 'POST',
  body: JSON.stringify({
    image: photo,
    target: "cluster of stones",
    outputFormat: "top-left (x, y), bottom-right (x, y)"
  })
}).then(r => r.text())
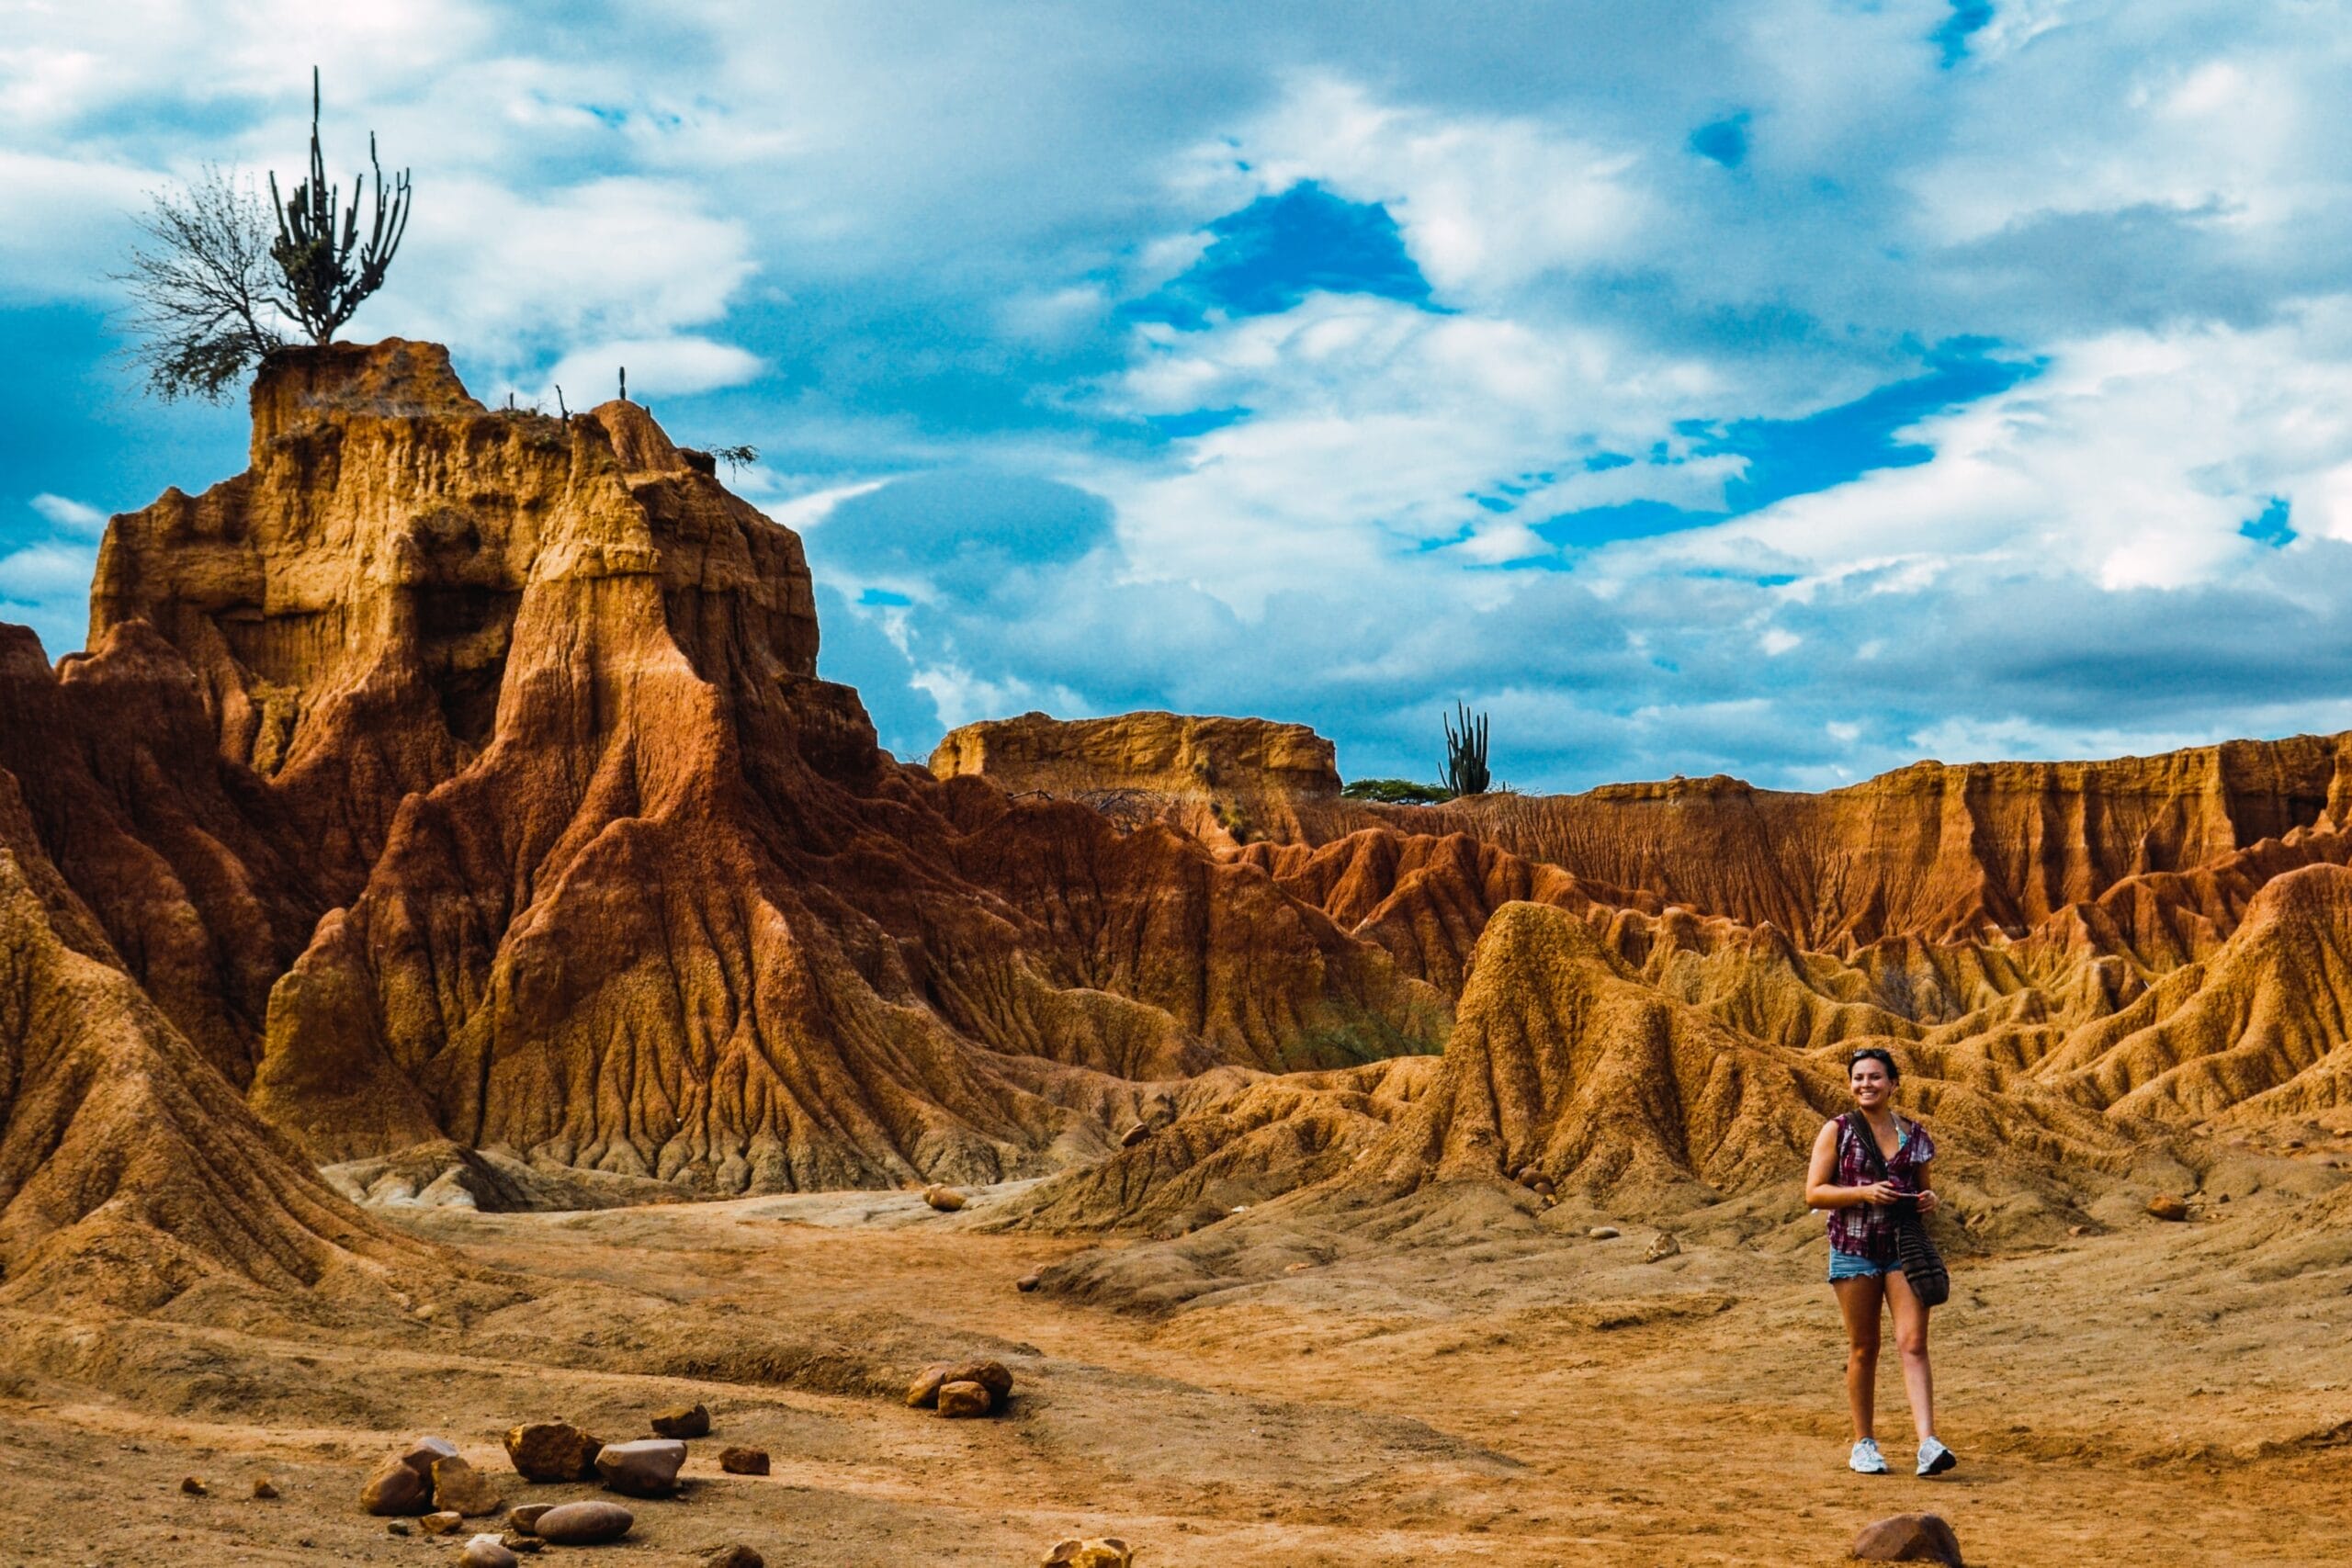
top-left (358, 1405), bottom-right (769, 1566)
top-left (906, 1359), bottom-right (1016, 1419)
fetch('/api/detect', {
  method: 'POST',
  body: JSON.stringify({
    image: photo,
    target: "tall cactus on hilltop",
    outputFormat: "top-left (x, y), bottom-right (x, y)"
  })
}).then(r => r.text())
top-left (268, 68), bottom-right (413, 344)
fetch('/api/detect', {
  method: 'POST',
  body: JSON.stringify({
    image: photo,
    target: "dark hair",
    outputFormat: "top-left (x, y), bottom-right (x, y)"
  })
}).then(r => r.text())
top-left (1846, 1046), bottom-right (1900, 1081)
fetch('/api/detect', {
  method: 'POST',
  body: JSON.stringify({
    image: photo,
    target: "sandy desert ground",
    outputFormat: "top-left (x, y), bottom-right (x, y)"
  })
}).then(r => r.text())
top-left (4, 1148), bottom-right (2347, 1568)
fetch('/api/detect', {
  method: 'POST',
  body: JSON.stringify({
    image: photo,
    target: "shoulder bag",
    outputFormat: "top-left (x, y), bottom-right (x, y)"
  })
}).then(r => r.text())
top-left (1843, 1111), bottom-right (1951, 1308)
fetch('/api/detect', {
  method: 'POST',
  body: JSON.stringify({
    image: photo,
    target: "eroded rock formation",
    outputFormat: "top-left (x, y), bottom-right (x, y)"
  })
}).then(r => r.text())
top-left (0, 341), bottom-right (1443, 1246)
top-left (8, 335), bottom-right (2352, 1312)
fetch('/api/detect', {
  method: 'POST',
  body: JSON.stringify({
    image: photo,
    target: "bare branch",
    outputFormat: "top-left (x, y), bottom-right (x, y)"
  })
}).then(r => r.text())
top-left (110, 165), bottom-right (290, 401)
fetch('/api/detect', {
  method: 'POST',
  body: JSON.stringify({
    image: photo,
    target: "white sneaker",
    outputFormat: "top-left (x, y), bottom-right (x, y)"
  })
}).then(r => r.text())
top-left (1917, 1436), bottom-right (1956, 1475)
top-left (1849, 1438), bottom-right (1889, 1473)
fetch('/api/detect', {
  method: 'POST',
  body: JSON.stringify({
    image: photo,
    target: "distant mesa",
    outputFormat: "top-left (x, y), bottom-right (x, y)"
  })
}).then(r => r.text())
top-left (932, 708), bottom-right (1339, 844)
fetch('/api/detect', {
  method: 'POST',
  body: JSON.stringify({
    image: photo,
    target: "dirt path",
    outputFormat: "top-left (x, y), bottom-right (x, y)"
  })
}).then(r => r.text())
top-left (2, 1185), bottom-right (2346, 1566)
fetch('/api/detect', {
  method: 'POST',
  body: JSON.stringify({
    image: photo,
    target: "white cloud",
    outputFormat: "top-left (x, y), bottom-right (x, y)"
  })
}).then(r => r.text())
top-left (540, 337), bottom-right (763, 405)
top-left (0, 538), bottom-right (100, 658)
top-left (29, 493), bottom-right (107, 533)
top-left (1227, 73), bottom-right (1649, 303)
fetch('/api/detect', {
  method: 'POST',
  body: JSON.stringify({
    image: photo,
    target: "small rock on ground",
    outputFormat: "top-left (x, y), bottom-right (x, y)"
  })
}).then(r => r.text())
top-left (507, 1504), bottom-right (553, 1534)
top-left (461, 1533), bottom-right (520, 1568)
top-left (1016, 1270), bottom-right (1043, 1292)
top-left (1644, 1232), bottom-right (1682, 1262)
top-left (1119, 1122), bottom-right (1150, 1147)
top-left (718, 1446), bottom-right (771, 1475)
top-left (401, 1436), bottom-right (459, 1475)
top-left (595, 1439), bottom-right (686, 1499)
top-left (651, 1402), bottom-right (712, 1439)
top-left (923, 1184), bottom-right (967, 1212)
top-left (2147, 1193), bottom-right (2190, 1222)
top-left (361, 1456), bottom-right (430, 1517)
top-left (702, 1548), bottom-right (764, 1568)
top-left (907, 1362), bottom-right (954, 1408)
top-left (179, 1476), bottom-right (207, 1496)
top-left (1851, 1512), bottom-right (1964, 1564)
top-left (251, 1477), bottom-right (278, 1500)
top-left (948, 1359), bottom-right (1014, 1400)
top-left (503, 1421), bottom-right (604, 1483)
top-left (1589, 1226), bottom-right (1621, 1240)
top-left (1042, 1540), bottom-right (1134, 1567)
top-left (532, 1501), bottom-right (636, 1546)
top-left (420, 1511), bottom-right (463, 1536)
top-left (938, 1380), bottom-right (995, 1418)
top-left (432, 1455), bottom-right (505, 1517)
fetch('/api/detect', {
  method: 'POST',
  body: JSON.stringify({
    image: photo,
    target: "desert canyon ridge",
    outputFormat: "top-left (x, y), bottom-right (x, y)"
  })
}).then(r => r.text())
top-left (1, 339), bottom-right (2348, 1566)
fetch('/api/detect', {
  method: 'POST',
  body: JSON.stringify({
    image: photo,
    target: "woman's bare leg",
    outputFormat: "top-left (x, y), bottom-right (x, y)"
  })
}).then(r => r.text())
top-left (1884, 1269), bottom-right (1936, 1441)
top-left (1833, 1275), bottom-right (1884, 1439)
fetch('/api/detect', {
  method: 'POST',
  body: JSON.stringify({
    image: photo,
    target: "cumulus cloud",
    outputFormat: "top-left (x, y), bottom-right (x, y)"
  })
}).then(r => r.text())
top-left (11, 2), bottom-right (2352, 790)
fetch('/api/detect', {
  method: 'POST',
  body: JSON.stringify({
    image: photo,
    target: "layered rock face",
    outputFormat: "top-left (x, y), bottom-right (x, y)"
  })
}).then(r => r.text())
top-left (0, 805), bottom-right (439, 1311)
top-left (1, 342), bottom-right (1442, 1235)
top-left (972, 715), bottom-right (2352, 1240)
top-left (1298, 744), bottom-right (2352, 951)
top-left (933, 709), bottom-right (1340, 845)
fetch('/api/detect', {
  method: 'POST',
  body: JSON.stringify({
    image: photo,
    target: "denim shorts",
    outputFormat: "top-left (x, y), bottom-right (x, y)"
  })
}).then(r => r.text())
top-left (1829, 1248), bottom-right (1894, 1282)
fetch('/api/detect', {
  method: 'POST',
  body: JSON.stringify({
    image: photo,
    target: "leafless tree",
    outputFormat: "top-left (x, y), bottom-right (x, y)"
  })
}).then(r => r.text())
top-left (113, 166), bottom-right (288, 401)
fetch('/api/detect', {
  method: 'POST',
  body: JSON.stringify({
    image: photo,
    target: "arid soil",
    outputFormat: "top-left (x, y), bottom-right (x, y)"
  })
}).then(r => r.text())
top-left (4, 1163), bottom-right (2347, 1568)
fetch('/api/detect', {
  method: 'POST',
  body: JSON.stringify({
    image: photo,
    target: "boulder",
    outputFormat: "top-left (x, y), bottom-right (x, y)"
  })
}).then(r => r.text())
top-left (923, 1184), bottom-right (967, 1213)
top-left (1851, 1512), bottom-right (1963, 1563)
top-left (533, 1500), bottom-right (636, 1545)
top-left (703, 1549), bottom-right (764, 1568)
top-left (461, 1534), bottom-right (520, 1568)
top-left (503, 1421), bottom-right (604, 1483)
top-left (420, 1511), bottom-right (463, 1536)
top-left (507, 1504), bottom-right (553, 1534)
top-left (718, 1446), bottom-right (771, 1476)
top-left (595, 1438), bottom-right (687, 1497)
top-left (650, 1402), bottom-right (712, 1439)
top-left (907, 1363), bottom-right (955, 1408)
top-left (1043, 1540), bottom-right (1133, 1567)
top-left (937, 1380), bottom-right (994, 1418)
top-left (361, 1455), bottom-right (431, 1517)
top-left (432, 1455), bottom-right (505, 1517)
top-left (2147, 1193), bottom-right (2190, 1222)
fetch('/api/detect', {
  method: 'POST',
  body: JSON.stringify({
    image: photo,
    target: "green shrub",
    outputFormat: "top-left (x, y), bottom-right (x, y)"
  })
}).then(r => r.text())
top-left (1340, 777), bottom-right (1454, 805)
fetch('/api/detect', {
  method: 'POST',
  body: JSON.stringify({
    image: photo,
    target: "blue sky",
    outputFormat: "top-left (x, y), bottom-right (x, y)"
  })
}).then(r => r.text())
top-left (7, 1), bottom-right (2352, 791)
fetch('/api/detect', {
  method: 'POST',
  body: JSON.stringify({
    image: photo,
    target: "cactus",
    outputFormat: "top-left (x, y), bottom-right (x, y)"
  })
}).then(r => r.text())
top-left (1442, 702), bottom-right (1491, 796)
top-left (267, 69), bottom-right (412, 344)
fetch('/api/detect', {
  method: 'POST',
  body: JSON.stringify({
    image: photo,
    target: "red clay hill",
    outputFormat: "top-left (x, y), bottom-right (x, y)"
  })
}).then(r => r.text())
top-left (6, 338), bottom-right (2351, 1308)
